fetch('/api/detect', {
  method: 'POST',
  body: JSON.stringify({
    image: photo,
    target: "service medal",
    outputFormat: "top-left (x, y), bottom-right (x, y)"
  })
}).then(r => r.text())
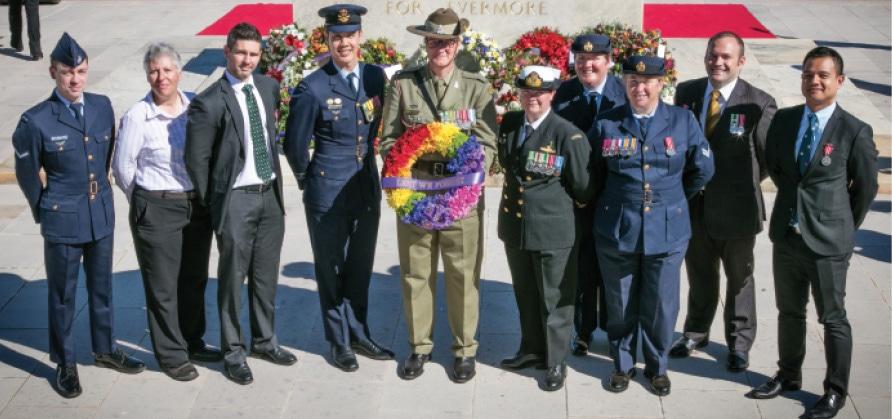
top-left (664, 137), bottom-right (676, 156)
top-left (821, 143), bottom-right (834, 166)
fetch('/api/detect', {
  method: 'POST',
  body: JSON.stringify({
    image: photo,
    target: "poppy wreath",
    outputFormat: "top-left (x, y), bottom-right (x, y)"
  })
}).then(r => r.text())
top-left (382, 122), bottom-right (486, 230)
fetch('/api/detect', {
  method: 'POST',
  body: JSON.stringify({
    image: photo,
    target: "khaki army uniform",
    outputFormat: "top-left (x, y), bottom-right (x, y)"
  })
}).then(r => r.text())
top-left (379, 65), bottom-right (497, 357)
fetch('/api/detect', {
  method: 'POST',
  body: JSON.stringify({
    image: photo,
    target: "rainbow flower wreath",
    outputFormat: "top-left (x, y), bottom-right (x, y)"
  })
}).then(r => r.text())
top-left (382, 123), bottom-right (485, 230)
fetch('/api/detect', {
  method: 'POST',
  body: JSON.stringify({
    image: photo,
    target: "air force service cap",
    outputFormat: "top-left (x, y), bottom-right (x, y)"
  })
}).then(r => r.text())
top-left (50, 32), bottom-right (88, 67)
top-left (622, 55), bottom-right (665, 76)
top-left (571, 34), bottom-right (611, 55)
top-left (318, 4), bottom-right (367, 33)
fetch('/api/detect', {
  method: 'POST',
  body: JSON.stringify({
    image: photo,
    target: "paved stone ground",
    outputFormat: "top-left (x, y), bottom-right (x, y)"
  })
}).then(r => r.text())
top-left (0, 1), bottom-right (889, 418)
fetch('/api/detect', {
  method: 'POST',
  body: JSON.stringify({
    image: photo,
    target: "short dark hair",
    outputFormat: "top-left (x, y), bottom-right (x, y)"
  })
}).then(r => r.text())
top-left (226, 22), bottom-right (262, 49)
top-left (803, 46), bottom-right (845, 75)
top-left (706, 31), bottom-right (745, 57)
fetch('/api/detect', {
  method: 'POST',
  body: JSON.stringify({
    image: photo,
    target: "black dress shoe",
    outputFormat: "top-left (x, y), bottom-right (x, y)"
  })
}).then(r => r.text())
top-left (541, 363), bottom-right (567, 391)
top-left (189, 345), bottom-right (223, 362)
top-left (400, 353), bottom-right (430, 380)
top-left (726, 350), bottom-right (749, 372)
top-left (746, 374), bottom-right (801, 399)
top-left (607, 368), bottom-right (636, 393)
top-left (250, 346), bottom-right (297, 366)
top-left (668, 337), bottom-right (707, 358)
top-left (54, 364), bottom-right (82, 398)
top-left (31, 53), bottom-right (43, 61)
top-left (451, 357), bottom-right (476, 383)
top-left (807, 393), bottom-right (846, 419)
top-left (645, 371), bottom-right (671, 396)
top-left (571, 335), bottom-right (590, 357)
top-left (94, 349), bottom-right (146, 374)
top-left (500, 351), bottom-right (545, 370)
top-left (331, 345), bottom-right (359, 372)
top-left (351, 339), bottom-right (395, 360)
top-left (225, 362), bottom-right (253, 385)
top-left (162, 362), bottom-right (199, 382)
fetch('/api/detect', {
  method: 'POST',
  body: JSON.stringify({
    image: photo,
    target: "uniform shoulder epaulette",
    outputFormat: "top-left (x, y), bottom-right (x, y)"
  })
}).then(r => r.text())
top-left (459, 69), bottom-right (487, 84)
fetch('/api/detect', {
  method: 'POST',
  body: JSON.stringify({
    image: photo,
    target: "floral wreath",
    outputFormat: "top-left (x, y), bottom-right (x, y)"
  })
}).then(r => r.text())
top-left (382, 123), bottom-right (485, 230)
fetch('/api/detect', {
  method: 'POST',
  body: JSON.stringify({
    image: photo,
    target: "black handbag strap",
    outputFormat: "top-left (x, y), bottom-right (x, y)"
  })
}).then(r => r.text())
top-left (413, 70), bottom-right (441, 122)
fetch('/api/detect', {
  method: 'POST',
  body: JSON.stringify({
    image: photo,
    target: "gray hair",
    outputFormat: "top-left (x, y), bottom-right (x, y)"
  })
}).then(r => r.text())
top-left (143, 42), bottom-right (181, 72)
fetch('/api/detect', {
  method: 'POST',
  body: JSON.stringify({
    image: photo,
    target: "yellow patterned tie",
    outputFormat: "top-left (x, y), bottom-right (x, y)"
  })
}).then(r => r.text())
top-left (704, 89), bottom-right (721, 137)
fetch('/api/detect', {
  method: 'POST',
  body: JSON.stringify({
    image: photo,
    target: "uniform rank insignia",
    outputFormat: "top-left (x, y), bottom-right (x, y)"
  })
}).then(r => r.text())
top-left (362, 99), bottom-right (376, 123)
top-left (539, 143), bottom-right (556, 154)
top-left (664, 137), bottom-right (676, 156)
top-left (583, 41), bottom-right (593, 52)
top-left (821, 144), bottom-right (834, 166)
top-left (526, 150), bottom-right (564, 176)
top-left (729, 113), bottom-right (746, 136)
top-left (337, 8), bottom-right (350, 23)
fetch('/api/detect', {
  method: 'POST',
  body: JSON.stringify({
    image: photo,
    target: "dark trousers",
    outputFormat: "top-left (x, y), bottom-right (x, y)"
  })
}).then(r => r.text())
top-left (505, 244), bottom-right (577, 367)
top-left (773, 231), bottom-right (852, 396)
top-left (598, 241), bottom-right (686, 376)
top-left (682, 209), bottom-right (757, 352)
top-left (45, 234), bottom-right (114, 365)
top-left (573, 206), bottom-right (607, 341)
top-left (129, 188), bottom-right (213, 368)
top-left (216, 186), bottom-right (284, 366)
top-left (306, 207), bottom-right (379, 348)
top-left (8, 0), bottom-right (41, 55)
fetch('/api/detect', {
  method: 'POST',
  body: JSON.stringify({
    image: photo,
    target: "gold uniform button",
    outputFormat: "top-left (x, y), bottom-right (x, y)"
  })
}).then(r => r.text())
top-left (89, 173), bottom-right (95, 180)
top-left (358, 136), bottom-right (363, 141)
top-left (503, 194), bottom-right (508, 199)
top-left (644, 164), bottom-right (651, 170)
top-left (525, 176), bottom-right (531, 181)
top-left (320, 170), bottom-right (325, 176)
top-left (516, 212), bottom-right (522, 218)
top-left (87, 154), bottom-right (94, 160)
top-left (644, 206), bottom-right (652, 212)
top-left (334, 116), bottom-right (339, 121)
top-left (518, 187), bottom-right (524, 193)
top-left (357, 120), bottom-right (362, 125)
top-left (644, 183), bottom-right (651, 190)
top-left (84, 136), bottom-right (89, 142)
top-left (52, 204), bottom-right (59, 210)
top-left (517, 199), bottom-right (524, 205)
top-left (503, 207), bottom-right (508, 213)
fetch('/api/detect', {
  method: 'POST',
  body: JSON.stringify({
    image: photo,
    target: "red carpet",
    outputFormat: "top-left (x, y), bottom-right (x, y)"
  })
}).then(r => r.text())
top-left (644, 4), bottom-right (775, 38)
top-left (199, 3), bottom-right (775, 39)
top-left (198, 3), bottom-right (292, 36)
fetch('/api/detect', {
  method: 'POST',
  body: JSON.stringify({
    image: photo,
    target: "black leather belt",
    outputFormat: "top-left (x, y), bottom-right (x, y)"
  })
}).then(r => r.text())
top-left (414, 160), bottom-right (449, 177)
top-left (234, 182), bottom-right (273, 193)
top-left (135, 187), bottom-right (197, 200)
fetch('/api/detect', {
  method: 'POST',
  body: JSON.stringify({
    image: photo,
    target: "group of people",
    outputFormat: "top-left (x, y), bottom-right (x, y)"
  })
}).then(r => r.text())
top-left (11, 4), bottom-right (878, 419)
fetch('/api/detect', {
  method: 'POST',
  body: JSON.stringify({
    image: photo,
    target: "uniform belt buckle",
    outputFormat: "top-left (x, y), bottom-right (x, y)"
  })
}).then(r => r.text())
top-left (432, 162), bottom-right (445, 176)
top-left (89, 180), bottom-right (99, 200)
top-left (643, 189), bottom-right (654, 205)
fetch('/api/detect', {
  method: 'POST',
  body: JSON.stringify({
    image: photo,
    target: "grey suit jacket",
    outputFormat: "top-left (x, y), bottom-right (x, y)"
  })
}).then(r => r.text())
top-left (675, 77), bottom-right (777, 239)
top-left (185, 73), bottom-right (285, 233)
top-left (766, 104), bottom-right (878, 256)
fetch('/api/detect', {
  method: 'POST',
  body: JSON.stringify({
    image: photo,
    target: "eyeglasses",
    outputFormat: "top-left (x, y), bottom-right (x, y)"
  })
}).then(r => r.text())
top-left (425, 38), bottom-right (457, 49)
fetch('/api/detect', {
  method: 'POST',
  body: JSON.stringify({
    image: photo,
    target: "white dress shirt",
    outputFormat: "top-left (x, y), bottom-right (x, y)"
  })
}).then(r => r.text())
top-left (225, 71), bottom-right (276, 188)
top-left (113, 90), bottom-right (193, 201)
top-left (699, 78), bottom-right (738, 129)
top-left (519, 108), bottom-right (551, 146)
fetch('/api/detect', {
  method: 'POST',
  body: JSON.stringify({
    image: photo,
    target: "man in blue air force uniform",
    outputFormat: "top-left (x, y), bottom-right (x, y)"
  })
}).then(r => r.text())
top-left (13, 33), bottom-right (145, 399)
top-left (588, 56), bottom-right (714, 397)
top-left (284, 4), bottom-right (394, 372)
top-left (552, 33), bottom-right (627, 356)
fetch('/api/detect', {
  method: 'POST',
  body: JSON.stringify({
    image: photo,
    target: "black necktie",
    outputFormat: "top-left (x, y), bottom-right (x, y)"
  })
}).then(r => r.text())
top-left (639, 117), bottom-right (650, 137)
top-left (70, 102), bottom-right (84, 129)
top-left (347, 73), bottom-right (358, 95)
top-left (519, 124), bottom-right (534, 150)
top-left (588, 92), bottom-right (600, 115)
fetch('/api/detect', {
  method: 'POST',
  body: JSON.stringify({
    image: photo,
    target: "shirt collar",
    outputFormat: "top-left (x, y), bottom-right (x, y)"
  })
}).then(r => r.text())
top-left (54, 89), bottom-right (84, 107)
top-left (334, 62), bottom-right (360, 80)
top-left (705, 78), bottom-right (738, 103)
top-left (225, 70), bottom-right (254, 91)
top-left (144, 89), bottom-right (190, 120)
top-left (582, 76), bottom-right (608, 96)
top-left (425, 65), bottom-right (455, 83)
top-left (524, 109), bottom-right (551, 130)
top-left (805, 102), bottom-right (837, 127)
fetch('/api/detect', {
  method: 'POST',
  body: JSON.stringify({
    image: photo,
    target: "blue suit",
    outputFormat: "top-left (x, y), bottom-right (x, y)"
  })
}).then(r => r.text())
top-left (552, 74), bottom-right (627, 343)
top-left (284, 61), bottom-right (384, 348)
top-left (589, 102), bottom-right (714, 376)
top-left (13, 91), bottom-right (117, 366)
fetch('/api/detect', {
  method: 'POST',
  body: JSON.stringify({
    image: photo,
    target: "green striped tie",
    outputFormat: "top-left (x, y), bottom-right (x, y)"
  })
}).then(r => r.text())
top-left (242, 84), bottom-right (273, 182)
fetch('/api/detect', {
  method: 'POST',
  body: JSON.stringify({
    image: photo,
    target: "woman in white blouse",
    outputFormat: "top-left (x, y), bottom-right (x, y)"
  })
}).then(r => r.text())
top-left (113, 42), bottom-right (221, 381)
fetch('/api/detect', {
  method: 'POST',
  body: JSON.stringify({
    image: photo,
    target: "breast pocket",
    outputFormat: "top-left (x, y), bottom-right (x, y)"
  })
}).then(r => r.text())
top-left (39, 196), bottom-right (80, 239)
top-left (42, 138), bottom-right (76, 170)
